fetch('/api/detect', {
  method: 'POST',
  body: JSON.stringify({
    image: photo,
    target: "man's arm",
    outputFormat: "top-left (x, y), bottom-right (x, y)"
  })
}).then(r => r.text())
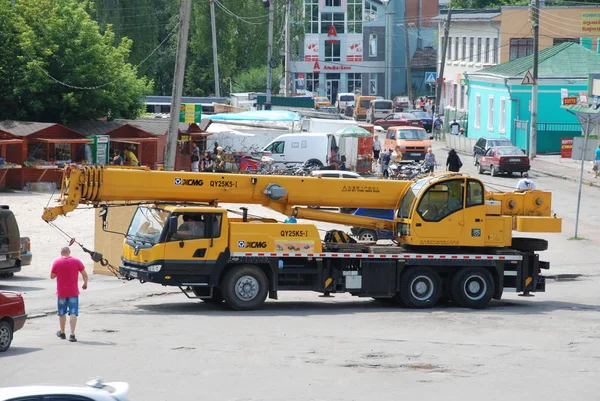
top-left (50, 262), bottom-right (56, 279)
top-left (80, 269), bottom-right (88, 290)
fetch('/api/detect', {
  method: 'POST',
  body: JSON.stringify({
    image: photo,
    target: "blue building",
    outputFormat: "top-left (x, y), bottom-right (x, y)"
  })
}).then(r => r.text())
top-left (465, 42), bottom-right (600, 153)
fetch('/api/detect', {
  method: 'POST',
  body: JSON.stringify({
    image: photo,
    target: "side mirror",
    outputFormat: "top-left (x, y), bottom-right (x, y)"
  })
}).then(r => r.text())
top-left (168, 216), bottom-right (178, 234)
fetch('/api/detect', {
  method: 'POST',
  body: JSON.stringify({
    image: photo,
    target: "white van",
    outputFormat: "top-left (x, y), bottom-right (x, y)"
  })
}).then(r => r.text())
top-left (335, 93), bottom-right (356, 113)
top-left (366, 99), bottom-right (394, 124)
top-left (262, 133), bottom-right (337, 167)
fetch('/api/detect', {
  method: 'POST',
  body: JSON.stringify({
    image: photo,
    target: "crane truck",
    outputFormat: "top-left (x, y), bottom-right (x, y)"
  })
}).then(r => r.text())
top-left (42, 166), bottom-right (562, 311)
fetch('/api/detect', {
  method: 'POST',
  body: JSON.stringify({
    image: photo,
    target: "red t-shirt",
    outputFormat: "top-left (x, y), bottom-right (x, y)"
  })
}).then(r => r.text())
top-left (51, 256), bottom-right (85, 298)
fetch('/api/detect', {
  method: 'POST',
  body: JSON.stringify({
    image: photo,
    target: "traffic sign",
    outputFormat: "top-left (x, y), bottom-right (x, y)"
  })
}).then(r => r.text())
top-left (521, 70), bottom-right (535, 85)
top-left (425, 72), bottom-right (437, 84)
top-left (179, 104), bottom-right (202, 123)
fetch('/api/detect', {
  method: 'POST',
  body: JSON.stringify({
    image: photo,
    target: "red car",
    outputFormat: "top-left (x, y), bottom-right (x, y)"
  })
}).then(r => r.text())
top-left (374, 112), bottom-right (423, 130)
top-left (0, 291), bottom-right (27, 352)
top-left (477, 146), bottom-right (530, 177)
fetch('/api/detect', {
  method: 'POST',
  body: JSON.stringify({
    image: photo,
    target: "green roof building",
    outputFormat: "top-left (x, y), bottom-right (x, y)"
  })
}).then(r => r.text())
top-left (465, 42), bottom-right (600, 153)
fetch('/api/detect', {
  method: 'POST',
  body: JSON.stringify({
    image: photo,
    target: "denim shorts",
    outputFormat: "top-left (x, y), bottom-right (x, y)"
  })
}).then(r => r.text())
top-left (57, 296), bottom-right (79, 317)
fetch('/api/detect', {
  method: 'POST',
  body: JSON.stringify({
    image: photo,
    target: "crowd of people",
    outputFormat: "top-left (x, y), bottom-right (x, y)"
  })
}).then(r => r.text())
top-left (191, 141), bottom-right (227, 172)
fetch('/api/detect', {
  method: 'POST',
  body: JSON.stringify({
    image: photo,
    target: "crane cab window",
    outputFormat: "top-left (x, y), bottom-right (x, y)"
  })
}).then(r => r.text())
top-left (265, 141), bottom-right (285, 154)
top-left (417, 179), bottom-right (464, 222)
top-left (170, 213), bottom-right (222, 240)
top-left (467, 180), bottom-right (484, 207)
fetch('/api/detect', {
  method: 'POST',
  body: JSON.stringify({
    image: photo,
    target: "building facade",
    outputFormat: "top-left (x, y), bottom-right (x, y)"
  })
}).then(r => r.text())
top-left (291, 0), bottom-right (438, 102)
top-left (433, 10), bottom-right (501, 112)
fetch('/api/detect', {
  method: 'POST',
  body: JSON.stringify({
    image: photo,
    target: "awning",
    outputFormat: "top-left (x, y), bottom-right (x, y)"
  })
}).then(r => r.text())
top-left (36, 138), bottom-right (92, 144)
top-left (0, 139), bottom-right (23, 145)
top-left (110, 137), bottom-right (159, 145)
top-left (187, 132), bottom-right (212, 136)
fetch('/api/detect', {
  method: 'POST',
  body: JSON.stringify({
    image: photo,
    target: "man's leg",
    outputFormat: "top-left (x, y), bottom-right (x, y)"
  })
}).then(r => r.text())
top-left (67, 296), bottom-right (79, 341)
top-left (57, 298), bottom-right (67, 339)
top-left (69, 315), bottom-right (77, 337)
top-left (59, 315), bottom-right (66, 333)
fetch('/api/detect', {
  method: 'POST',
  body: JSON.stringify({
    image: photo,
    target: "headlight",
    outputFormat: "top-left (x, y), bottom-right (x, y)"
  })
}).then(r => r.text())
top-left (147, 264), bottom-right (162, 272)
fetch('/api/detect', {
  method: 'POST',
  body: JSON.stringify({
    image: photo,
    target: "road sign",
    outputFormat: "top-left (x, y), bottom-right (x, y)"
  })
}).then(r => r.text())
top-left (521, 70), bottom-right (535, 85)
top-left (425, 72), bottom-right (437, 84)
top-left (179, 104), bottom-right (202, 123)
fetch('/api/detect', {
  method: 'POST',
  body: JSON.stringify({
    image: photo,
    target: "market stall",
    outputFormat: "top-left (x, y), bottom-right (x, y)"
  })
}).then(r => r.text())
top-left (336, 126), bottom-right (373, 173)
top-left (0, 138), bottom-right (24, 190)
top-left (109, 137), bottom-right (159, 166)
top-left (172, 123), bottom-right (212, 171)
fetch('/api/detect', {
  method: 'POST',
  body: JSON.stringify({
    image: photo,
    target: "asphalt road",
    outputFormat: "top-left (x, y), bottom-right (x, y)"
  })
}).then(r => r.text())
top-left (1, 154), bottom-right (600, 400)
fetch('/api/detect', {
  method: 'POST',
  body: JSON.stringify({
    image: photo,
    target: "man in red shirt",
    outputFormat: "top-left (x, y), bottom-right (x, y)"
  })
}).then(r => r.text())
top-left (50, 246), bottom-right (88, 342)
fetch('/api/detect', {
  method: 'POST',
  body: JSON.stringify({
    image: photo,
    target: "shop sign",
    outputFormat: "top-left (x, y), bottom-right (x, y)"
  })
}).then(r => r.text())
top-left (179, 104), bottom-right (202, 123)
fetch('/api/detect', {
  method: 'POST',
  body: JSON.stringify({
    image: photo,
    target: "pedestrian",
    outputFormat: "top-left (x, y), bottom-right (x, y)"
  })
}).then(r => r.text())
top-left (51, 246), bottom-right (88, 342)
top-left (424, 147), bottom-right (436, 173)
top-left (191, 142), bottom-right (200, 172)
top-left (213, 142), bottom-right (219, 156)
top-left (516, 178), bottom-right (536, 190)
top-left (215, 146), bottom-right (226, 171)
top-left (284, 215), bottom-right (297, 223)
top-left (330, 146), bottom-right (342, 170)
top-left (595, 144), bottom-right (600, 178)
top-left (433, 114), bottom-right (444, 140)
top-left (446, 148), bottom-right (463, 172)
top-left (123, 147), bottom-right (140, 166)
top-left (372, 135), bottom-right (381, 164)
top-left (201, 151), bottom-right (214, 171)
top-left (381, 148), bottom-right (393, 179)
top-left (111, 149), bottom-right (123, 166)
top-left (450, 119), bottom-right (460, 135)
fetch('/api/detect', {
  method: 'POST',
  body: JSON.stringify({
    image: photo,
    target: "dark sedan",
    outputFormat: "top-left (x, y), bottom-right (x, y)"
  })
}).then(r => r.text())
top-left (477, 146), bottom-right (530, 177)
top-left (374, 112), bottom-right (423, 130)
top-left (407, 110), bottom-right (433, 132)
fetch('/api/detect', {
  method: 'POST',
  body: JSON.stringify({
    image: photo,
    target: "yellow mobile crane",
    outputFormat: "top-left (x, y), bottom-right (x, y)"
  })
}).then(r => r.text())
top-left (43, 166), bottom-right (561, 310)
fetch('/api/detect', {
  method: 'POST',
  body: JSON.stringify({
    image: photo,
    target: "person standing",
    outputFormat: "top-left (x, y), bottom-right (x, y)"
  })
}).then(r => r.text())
top-left (215, 146), bottom-right (226, 171)
top-left (450, 119), bottom-right (460, 135)
top-left (213, 142), bottom-right (220, 156)
top-left (595, 144), bottom-right (600, 178)
top-left (111, 149), bottom-right (123, 165)
top-left (51, 247), bottom-right (88, 342)
top-left (123, 148), bottom-right (140, 166)
top-left (372, 135), bottom-right (381, 164)
top-left (424, 147), bottom-right (436, 173)
top-left (433, 115), bottom-right (444, 140)
top-left (446, 149), bottom-right (463, 172)
top-left (191, 142), bottom-right (200, 172)
top-left (381, 148), bottom-right (393, 179)
top-left (201, 151), bottom-right (214, 171)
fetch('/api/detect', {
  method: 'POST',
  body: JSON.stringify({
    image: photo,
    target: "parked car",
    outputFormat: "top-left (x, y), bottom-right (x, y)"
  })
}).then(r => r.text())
top-left (0, 291), bottom-right (26, 352)
top-left (263, 133), bottom-right (337, 168)
top-left (354, 95), bottom-right (377, 121)
top-left (473, 137), bottom-right (514, 160)
top-left (393, 95), bottom-right (410, 111)
top-left (349, 208), bottom-right (395, 242)
top-left (0, 206), bottom-right (28, 278)
top-left (366, 99), bottom-right (394, 124)
top-left (0, 378), bottom-right (129, 401)
top-left (407, 109), bottom-right (434, 133)
top-left (477, 146), bottom-right (531, 177)
top-left (335, 92), bottom-right (355, 113)
top-left (314, 96), bottom-right (331, 109)
top-left (374, 112), bottom-right (423, 130)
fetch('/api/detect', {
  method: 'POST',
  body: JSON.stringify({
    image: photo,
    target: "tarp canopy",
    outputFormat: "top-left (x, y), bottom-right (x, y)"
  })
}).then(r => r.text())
top-left (336, 126), bottom-right (372, 138)
top-left (0, 139), bottom-right (23, 145)
top-left (36, 138), bottom-right (92, 144)
top-left (209, 110), bottom-right (301, 122)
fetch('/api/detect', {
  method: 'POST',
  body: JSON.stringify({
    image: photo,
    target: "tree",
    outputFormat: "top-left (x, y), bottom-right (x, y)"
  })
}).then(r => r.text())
top-left (232, 66), bottom-right (282, 93)
top-left (0, 0), bottom-right (152, 123)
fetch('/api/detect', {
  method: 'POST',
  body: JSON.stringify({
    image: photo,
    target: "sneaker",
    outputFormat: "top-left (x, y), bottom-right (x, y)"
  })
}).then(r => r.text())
top-left (69, 335), bottom-right (77, 342)
top-left (56, 331), bottom-right (66, 340)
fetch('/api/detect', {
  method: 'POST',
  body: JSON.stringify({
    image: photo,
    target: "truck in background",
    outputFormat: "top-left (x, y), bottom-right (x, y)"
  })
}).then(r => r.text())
top-left (0, 206), bottom-right (32, 278)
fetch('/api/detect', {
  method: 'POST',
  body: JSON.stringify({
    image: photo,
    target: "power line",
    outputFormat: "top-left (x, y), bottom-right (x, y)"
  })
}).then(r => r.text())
top-left (21, 23), bottom-right (179, 91)
top-left (214, 0), bottom-right (269, 25)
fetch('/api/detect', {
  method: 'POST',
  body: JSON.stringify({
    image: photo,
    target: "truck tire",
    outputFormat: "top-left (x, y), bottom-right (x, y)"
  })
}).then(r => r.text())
top-left (0, 320), bottom-right (13, 352)
top-left (511, 237), bottom-right (548, 252)
top-left (451, 267), bottom-right (494, 309)
top-left (397, 267), bottom-right (441, 308)
top-left (358, 229), bottom-right (378, 242)
top-left (221, 265), bottom-right (268, 311)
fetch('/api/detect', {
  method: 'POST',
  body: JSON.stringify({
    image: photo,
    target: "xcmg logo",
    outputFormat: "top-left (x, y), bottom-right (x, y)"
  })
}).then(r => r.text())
top-left (238, 240), bottom-right (267, 249)
top-left (174, 177), bottom-right (204, 186)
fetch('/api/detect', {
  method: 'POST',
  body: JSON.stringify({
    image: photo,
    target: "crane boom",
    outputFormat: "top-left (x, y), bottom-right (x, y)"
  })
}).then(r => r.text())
top-left (42, 166), bottom-right (410, 222)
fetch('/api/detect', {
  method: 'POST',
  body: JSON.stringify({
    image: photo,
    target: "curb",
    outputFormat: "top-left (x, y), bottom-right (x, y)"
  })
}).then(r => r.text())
top-left (442, 146), bottom-right (600, 189)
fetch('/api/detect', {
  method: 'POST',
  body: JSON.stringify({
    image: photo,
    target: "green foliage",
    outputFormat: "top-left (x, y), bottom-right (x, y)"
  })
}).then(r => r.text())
top-left (0, 0), bottom-right (151, 123)
top-left (232, 66), bottom-right (282, 93)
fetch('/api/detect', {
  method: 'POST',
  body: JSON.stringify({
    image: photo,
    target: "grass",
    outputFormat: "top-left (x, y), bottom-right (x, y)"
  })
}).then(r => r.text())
top-left (568, 236), bottom-right (585, 241)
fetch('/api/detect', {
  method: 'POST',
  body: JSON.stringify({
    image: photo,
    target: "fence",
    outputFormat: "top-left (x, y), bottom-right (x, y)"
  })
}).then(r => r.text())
top-left (445, 134), bottom-right (476, 155)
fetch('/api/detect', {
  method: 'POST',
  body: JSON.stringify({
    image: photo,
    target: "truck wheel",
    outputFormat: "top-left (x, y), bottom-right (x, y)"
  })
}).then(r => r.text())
top-left (490, 165), bottom-right (497, 177)
top-left (358, 229), bottom-right (377, 242)
top-left (0, 320), bottom-right (13, 352)
top-left (511, 237), bottom-right (548, 252)
top-left (397, 267), bottom-right (441, 308)
top-left (222, 265), bottom-right (268, 311)
top-left (451, 267), bottom-right (494, 309)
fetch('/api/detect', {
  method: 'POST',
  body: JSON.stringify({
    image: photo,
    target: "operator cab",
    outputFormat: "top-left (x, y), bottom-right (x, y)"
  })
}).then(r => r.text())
top-left (396, 174), bottom-right (486, 247)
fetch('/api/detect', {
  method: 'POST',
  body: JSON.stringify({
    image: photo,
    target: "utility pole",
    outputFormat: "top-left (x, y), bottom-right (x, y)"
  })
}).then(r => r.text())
top-left (164, 0), bottom-right (192, 171)
top-left (384, 2), bottom-right (392, 100)
top-left (266, 0), bottom-right (274, 103)
top-left (529, 0), bottom-right (540, 159)
top-left (435, 6), bottom-right (452, 116)
top-left (284, 0), bottom-right (291, 97)
top-left (210, 0), bottom-right (221, 97)
top-left (404, 23), bottom-right (413, 107)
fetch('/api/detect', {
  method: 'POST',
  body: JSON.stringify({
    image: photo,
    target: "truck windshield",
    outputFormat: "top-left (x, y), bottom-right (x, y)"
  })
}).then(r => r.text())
top-left (127, 206), bottom-right (170, 245)
top-left (398, 178), bottom-right (429, 218)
